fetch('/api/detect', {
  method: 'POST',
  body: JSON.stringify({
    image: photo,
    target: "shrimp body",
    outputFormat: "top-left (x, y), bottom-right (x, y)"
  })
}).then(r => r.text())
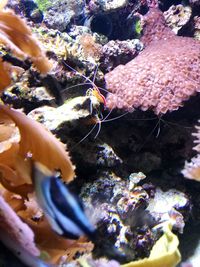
top-left (86, 86), bottom-right (106, 108)
top-left (92, 87), bottom-right (106, 107)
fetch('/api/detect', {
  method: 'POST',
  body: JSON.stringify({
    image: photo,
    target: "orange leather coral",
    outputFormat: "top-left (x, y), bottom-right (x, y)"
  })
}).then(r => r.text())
top-left (0, 104), bottom-right (75, 183)
top-left (0, 3), bottom-right (84, 264)
top-left (0, 0), bottom-right (52, 92)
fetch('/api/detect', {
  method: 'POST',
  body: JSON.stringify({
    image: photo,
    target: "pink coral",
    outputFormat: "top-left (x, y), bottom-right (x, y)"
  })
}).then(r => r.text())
top-left (105, 8), bottom-right (200, 115)
top-left (0, 194), bottom-right (39, 256)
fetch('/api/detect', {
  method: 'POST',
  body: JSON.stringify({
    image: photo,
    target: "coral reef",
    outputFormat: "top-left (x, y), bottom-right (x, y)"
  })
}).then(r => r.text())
top-left (0, 21), bottom-right (106, 109)
top-left (0, 8), bottom-right (52, 73)
top-left (79, 33), bottom-right (103, 61)
top-left (80, 173), bottom-right (189, 264)
top-left (84, 0), bottom-right (156, 40)
top-left (2, 0), bottom-right (200, 266)
top-left (42, 0), bottom-right (85, 32)
top-left (100, 39), bottom-right (143, 72)
top-left (164, 4), bottom-right (192, 34)
top-left (34, 0), bottom-right (51, 12)
top-left (7, 0), bottom-right (43, 23)
top-left (182, 122), bottom-right (200, 181)
top-left (0, 3), bottom-right (93, 266)
top-left (105, 8), bottom-right (200, 115)
top-left (1, 70), bottom-right (56, 112)
top-left (87, 0), bottom-right (129, 13)
top-left (193, 16), bottom-right (200, 40)
top-left (28, 95), bottom-right (101, 130)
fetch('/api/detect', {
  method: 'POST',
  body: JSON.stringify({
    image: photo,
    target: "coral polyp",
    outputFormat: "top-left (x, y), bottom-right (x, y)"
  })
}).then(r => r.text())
top-left (105, 8), bottom-right (200, 115)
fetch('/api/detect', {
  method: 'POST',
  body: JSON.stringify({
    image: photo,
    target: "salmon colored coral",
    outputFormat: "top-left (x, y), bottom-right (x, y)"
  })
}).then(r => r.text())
top-left (0, 104), bottom-right (75, 184)
top-left (105, 8), bottom-right (200, 115)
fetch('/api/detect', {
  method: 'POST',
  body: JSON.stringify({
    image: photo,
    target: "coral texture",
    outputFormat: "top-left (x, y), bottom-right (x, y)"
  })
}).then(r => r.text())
top-left (43, 0), bottom-right (85, 31)
top-left (163, 5), bottom-right (192, 34)
top-left (140, 8), bottom-right (175, 46)
top-left (0, 58), bottom-right (11, 92)
top-left (0, 3), bottom-right (86, 265)
top-left (193, 16), bottom-right (200, 40)
top-left (182, 122), bottom-right (200, 181)
top-left (88, 0), bottom-right (128, 12)
top-left (101, 39), bottom-right (143, 72)
top-left (105, 8), bottom-right (200, 115)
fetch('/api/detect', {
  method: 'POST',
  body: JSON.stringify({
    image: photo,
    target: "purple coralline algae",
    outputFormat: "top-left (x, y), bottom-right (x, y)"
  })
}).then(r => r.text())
top-left (80, 173), bottom-right (190, 263)
top-left (42, 0), bottom-right (85, 31)
top-left (100, 39), bottom-right (143, 72)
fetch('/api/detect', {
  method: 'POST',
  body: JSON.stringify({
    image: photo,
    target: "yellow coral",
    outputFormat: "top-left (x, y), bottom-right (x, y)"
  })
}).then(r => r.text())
top-left (122, 223), bottom-right (181, 267)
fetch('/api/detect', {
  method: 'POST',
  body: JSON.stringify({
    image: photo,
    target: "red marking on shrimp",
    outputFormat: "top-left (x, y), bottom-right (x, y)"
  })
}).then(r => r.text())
top-left (92, 87), bottom-right (106, 107)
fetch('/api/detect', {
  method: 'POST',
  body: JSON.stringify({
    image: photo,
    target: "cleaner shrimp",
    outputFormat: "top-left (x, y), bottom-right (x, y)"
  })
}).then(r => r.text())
top-left (61, 61), bottom-right (192, 148)
top-left (62, 61), bottom-right (130, 142)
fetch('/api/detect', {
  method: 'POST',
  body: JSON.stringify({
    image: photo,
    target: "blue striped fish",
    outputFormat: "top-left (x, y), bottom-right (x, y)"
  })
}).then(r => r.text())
top-left (32, 162), bottom-right (96, 241)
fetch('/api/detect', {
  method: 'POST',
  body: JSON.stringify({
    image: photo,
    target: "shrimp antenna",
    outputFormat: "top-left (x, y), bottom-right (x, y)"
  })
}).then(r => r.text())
top-left (159, 118), bottom-right (192, 129)
top-left (62, 61), bottom-right (111, 96)
top-left (97, 86), bottom-right (113, 94)
top-left (93, 108), bottom-right (114, 139)
top-left (94, 120), bottom-right (102, 139)
top-left (62, 60), bottom-right (97, 88)
top-left (136, 117), bottom-right (162, 152)
top-left (62, 82), bottom-right (93, 92)
top-left (74, 110), bottom-right (159, 145)
top-left (95, 109), bottom-right (157, 140)
top-left (73, 109), bottom-right (115, 145)
top-left (92, 63), bottom-right (99, 83)
top-left (100, 111), bottom-right (130, 123)
top-left (63, 64), bottom-right (99, 91)
top-left (72, 123), bottom-right (98, 150)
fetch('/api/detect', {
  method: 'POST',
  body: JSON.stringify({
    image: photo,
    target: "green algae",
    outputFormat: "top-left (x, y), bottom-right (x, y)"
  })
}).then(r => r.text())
top-left (35, 0), bottom-right (51, 12)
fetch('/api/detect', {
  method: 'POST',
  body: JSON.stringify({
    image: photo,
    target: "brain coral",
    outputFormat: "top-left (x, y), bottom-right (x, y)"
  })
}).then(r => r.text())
top-left (105, 8), bottom-right (200, 115)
